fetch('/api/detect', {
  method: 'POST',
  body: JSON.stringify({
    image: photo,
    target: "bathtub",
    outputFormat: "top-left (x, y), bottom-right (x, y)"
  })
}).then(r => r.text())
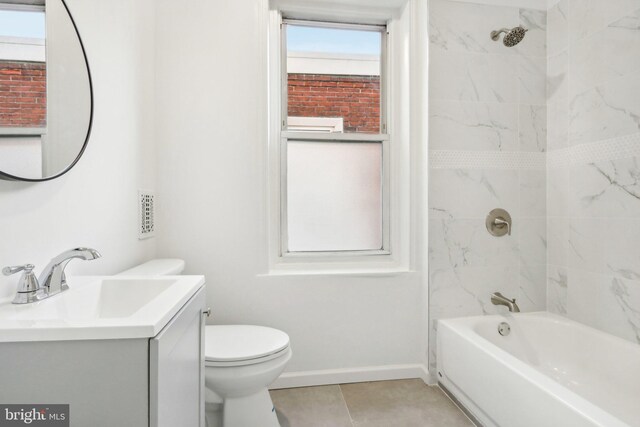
top-left (437, 312), bottom-right (640, 427)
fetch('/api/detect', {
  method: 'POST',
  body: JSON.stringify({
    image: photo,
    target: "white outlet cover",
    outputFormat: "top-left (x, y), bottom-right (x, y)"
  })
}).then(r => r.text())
top-left (138, 190), bottom-right (155, 240)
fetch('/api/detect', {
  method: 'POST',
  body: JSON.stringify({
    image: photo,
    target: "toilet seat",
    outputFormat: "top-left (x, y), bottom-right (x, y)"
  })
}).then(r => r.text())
top-left (205, 325), bottom-right (290, 367)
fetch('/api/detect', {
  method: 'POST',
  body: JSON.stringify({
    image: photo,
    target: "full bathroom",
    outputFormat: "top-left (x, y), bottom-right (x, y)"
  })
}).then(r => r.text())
top-left (0, 0), bottom-right (638, 426)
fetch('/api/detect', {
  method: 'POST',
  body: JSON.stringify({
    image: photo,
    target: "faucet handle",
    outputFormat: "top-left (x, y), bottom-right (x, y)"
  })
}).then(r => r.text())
top-left (2, 264), bottom-right (35, 276)
top-left (3, 264), bottom-right (44, 304)
top-left (486, 209), bottom-right (512, 237)
top-left (494, 217), bottom-right (511, 235)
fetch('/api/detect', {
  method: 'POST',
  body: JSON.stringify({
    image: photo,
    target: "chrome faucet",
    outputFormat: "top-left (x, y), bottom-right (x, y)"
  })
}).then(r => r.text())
top-left (491, 292), bottom-right (520, 313)
top-left (3, 248), bottom-right (101, 304)
top-left (39, 248), bottom-right (101, 295)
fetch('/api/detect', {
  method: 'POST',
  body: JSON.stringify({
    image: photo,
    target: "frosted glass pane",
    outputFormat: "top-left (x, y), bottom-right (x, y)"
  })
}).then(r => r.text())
top-left (287, 141), bottom-right (382, 252)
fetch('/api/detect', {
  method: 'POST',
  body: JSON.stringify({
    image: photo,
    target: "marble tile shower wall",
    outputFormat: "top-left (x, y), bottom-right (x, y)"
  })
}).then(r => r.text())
top-left (546, 0), bottom-right (640, 344)
top-left (428, 0), bottom-right (547, 371)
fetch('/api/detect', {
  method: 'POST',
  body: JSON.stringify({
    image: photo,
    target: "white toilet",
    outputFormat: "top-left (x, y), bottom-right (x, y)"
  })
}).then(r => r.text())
top-left (119, 259), bottom-right (291, 427)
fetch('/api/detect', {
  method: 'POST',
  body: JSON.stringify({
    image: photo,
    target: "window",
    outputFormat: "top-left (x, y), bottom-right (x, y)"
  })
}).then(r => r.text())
top-left (279, 19), bottom-right (389, 256)
top-left (0, 5), bottom-right (47, 129)
top-left (0, 4), bottom-right (47, 178)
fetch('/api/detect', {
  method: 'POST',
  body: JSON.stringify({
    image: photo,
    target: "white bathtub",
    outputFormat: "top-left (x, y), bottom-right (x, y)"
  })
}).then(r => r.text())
top-left (437, 312), bottom-right (640, 427)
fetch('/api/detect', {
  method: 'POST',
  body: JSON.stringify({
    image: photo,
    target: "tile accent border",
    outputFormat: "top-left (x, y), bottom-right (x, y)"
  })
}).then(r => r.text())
top-left (548, 133), bottom-right (640, 168)
top-left (444, 0), bottom-right (547, 11)
top-left (429, 150), bottom-right (546, 170)
top-left (431, 133), bottom-right (640, 170)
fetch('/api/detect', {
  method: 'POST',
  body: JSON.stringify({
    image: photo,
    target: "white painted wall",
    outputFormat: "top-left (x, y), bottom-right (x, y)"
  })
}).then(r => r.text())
top-left (154, 0), bottom-right (428, 377)
top-left (0, 0), bottom-right (157, 298)
top-left (0, 0), bottom-right (429, 381)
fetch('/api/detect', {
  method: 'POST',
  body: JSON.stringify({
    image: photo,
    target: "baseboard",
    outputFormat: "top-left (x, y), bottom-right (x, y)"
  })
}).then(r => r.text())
top-left (424, 369), bottom-right (438, 386)
top-left (269, 363), bottom-right (430, 390)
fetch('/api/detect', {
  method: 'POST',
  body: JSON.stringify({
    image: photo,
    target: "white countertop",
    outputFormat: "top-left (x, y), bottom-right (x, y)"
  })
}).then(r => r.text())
top-left (0, 275), bottom-right (205, 342)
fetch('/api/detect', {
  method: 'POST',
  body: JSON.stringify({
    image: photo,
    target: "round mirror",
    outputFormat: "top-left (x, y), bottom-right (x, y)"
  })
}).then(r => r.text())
top-left (0, 0), bottom-right (92, 181)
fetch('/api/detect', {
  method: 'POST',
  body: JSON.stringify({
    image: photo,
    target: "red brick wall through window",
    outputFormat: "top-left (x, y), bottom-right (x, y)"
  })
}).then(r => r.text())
top-left (0, 61), bottom-right (46, 128)
top-left (288, 73), bottom-right (380, 133)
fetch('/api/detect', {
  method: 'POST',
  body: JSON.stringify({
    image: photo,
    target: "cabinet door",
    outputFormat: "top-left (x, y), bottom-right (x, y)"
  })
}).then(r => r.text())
top-left (150, 288), bottom-right (206, 427)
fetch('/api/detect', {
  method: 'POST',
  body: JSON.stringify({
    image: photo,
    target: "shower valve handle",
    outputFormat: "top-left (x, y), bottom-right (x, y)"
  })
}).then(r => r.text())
top-left (493, 217), bottom-right (511, 235)
top-left (486, 209), bottom-right (512, 237)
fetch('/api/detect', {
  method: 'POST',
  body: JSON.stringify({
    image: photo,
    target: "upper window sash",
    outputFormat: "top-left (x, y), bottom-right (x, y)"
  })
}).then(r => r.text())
top-left (281, 19), bottom-right (389, 136)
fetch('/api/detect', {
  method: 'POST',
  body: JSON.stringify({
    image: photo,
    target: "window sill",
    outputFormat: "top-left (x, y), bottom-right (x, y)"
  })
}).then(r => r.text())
top-left (0, 127), bottom-right (46, 136)
top-left (258, 267), bottom-right (415, 278)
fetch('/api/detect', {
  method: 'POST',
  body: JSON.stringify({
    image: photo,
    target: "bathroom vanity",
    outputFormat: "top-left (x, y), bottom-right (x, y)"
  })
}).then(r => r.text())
top-left (0, 276), bottom-right (206, 427)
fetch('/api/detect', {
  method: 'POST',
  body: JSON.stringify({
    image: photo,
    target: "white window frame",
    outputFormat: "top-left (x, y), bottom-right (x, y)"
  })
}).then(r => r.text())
top-left (267, 2), bottom-right (412, 274)
top-left (281, 19), bottom-right (389, 259)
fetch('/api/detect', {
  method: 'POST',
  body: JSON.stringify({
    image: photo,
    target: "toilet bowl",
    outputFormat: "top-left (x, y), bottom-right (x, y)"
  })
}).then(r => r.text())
top-left (118, 259), bottom-right (291, 427)
top-left (205, 325), bottom-right (291, 427)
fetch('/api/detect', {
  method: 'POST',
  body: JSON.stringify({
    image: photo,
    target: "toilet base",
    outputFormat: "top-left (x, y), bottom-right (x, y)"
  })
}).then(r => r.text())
top-left (204, 343), bottom-right (291, 427)
top-left (208, 389), bottom-right (279, 427)
top-left (205, 401), bottom-right (223, 427)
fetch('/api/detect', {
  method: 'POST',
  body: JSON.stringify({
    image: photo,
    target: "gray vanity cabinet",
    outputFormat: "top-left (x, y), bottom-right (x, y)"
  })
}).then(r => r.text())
top-left (0, 287), bottom-right (206, 427)
top-left (150, 288), bottom-right (206, 427)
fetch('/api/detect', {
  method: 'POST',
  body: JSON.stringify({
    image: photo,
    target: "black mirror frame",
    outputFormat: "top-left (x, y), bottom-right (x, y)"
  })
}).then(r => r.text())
top-left (0, 0), bottom-right (94, 182)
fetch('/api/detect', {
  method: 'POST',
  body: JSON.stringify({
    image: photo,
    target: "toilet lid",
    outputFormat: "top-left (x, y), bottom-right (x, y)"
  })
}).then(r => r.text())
top-left (205, 325), bottom-right (290, 363)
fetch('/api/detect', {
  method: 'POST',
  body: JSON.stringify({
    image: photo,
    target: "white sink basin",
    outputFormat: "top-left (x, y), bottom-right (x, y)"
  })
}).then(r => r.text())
top-left (0, 275), bottom-right (205, 342)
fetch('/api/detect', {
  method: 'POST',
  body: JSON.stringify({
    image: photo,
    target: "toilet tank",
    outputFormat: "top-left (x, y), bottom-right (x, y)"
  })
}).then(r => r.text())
top-left (117, 259), bottom-right (185, 276)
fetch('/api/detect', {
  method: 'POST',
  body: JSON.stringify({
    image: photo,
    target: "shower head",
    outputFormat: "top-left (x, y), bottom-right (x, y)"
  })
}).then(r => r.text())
top-left (490, 26), bottom-right (528, 47)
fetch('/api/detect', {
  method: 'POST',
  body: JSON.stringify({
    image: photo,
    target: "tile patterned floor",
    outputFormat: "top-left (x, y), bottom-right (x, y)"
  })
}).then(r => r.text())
top-left (270, 379), bottom-right (474, 427)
